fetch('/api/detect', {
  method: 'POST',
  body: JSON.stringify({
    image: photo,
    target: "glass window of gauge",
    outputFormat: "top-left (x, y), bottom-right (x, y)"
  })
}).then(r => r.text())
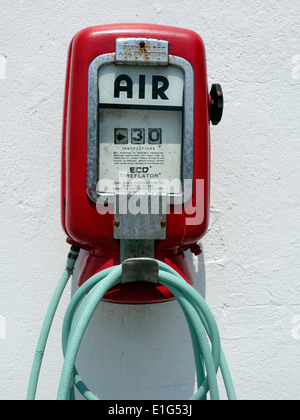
top-left (98, 64), bottom-right (184, 196)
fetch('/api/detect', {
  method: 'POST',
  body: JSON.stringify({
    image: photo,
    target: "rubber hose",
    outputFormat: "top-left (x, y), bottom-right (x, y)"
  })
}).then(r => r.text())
top-left (26, 246), bottom-right (80, 400)
top-left (57, 262), bottom-right (236, 401)
top-left (27, 253), bottom-right (236, 401)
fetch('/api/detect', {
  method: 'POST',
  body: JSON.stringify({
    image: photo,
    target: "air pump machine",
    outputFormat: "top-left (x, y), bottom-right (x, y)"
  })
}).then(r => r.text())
top-left (27, 24), bottom-right (236, 401)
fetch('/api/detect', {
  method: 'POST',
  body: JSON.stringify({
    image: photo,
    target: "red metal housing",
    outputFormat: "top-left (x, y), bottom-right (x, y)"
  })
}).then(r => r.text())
top-left (61, 24), bottom-right (211, 304)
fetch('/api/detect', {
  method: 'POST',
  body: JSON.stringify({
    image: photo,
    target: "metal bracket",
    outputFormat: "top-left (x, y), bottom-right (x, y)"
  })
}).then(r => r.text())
top-left (122, 258), bottom-right (159, 284)
top-left (120, 239), bottom-right (154, 262)
top-left (113, 194), bottom-right (167, 240)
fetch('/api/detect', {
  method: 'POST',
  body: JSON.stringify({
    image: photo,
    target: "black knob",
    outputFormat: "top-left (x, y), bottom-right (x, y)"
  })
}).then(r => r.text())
top-left (210, 84), bottom-right (223, 125)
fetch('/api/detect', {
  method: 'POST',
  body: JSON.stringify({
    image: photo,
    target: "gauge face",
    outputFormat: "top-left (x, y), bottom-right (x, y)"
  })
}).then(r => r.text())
top-left (97, 64), bottom-right (184, 195)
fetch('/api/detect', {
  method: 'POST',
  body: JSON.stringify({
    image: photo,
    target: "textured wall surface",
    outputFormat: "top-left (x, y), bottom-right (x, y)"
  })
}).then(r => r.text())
top-left (0, 0), bottom-right (299, 400)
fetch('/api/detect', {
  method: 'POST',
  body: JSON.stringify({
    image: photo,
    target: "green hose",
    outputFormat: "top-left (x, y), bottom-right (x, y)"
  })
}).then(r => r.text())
top-left (26, 246), bottom-right (80, 400)
top-left (27, 251), bottom-right (236, 401)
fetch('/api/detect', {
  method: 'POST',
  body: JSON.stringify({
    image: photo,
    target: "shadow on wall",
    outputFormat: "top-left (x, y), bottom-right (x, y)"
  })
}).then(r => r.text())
top-left (0, 55), bottom-right (6, 80)
top-left (70, 246), bottom-right (206, 400)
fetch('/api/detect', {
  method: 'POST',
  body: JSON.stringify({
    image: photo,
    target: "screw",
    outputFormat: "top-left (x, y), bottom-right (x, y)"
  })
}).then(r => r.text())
top-left (160, 220), bottom-right (166, 228)
top-left (114, 220), bottom-right (120, 228)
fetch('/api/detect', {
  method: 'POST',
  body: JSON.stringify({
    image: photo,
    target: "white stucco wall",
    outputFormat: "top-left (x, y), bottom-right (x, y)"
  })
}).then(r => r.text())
top-left (0, 0), bottom-right (299, 400)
